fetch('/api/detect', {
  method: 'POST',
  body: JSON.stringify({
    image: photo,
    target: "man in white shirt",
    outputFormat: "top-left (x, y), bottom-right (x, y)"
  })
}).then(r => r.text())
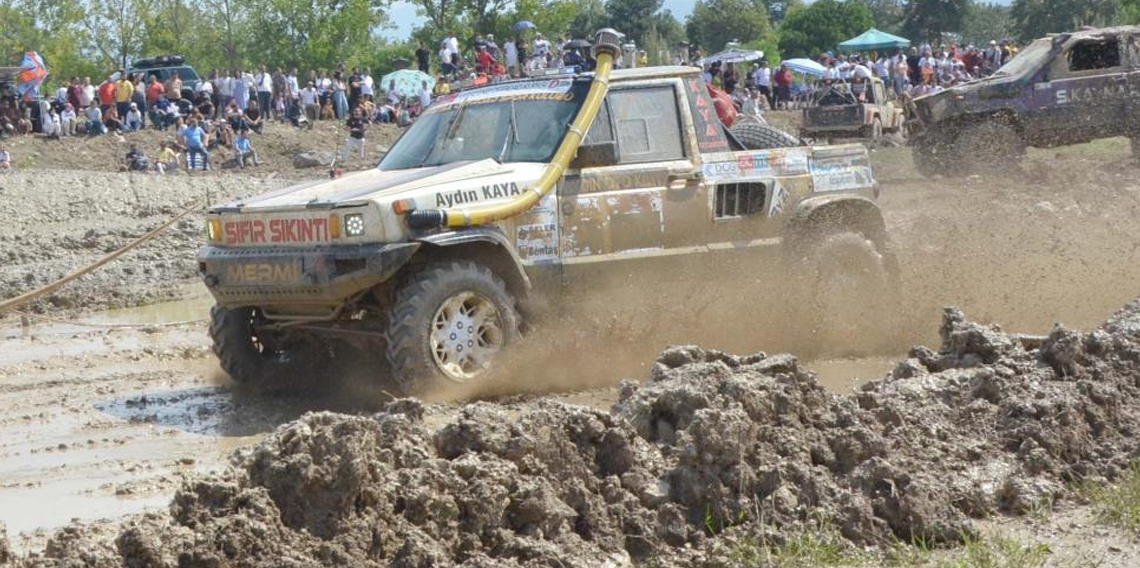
top-left (196, 78), bottom-right (213, 97)
top-left (361, 69), bottom-right (374, 99)
top-left (255, 66), bottom-right (272, 116)
top-left (418, 81), bottom-right (432, 109)
top-left (299, 81), bottom-right (318, 121)
top-left (386, 80), bottom-right (401, 105)
top-left (219, 70), bottom-right (234, 109)
top-left (505, 38), bottom-right (519, 76)
top-left (446, 33), bottom-right (460, 60)
top-left (752, 61), bottom-right (772, 109)
top-left (82, 77), bottom-right (96, 108)
top-left (534, 33), bottom-right (551, 58)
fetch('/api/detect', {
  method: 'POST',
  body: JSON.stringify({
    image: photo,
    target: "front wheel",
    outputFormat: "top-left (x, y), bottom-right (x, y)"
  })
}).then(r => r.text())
top-left (209, 305), bottom-right (331, 392)
top-left (385, 262), bottom-right (520, 396)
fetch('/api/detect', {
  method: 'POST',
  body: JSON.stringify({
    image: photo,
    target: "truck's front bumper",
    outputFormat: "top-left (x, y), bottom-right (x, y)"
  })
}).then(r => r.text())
top-left (198, 242), bottom-right (419, 307)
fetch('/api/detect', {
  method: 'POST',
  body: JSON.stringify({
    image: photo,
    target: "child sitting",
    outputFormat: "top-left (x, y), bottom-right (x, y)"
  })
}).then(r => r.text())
top-left (156, 142), bottom-right (179, 175)
top-left (234, 128), bottom-right (260, 168)
top-left (0, 146), bottom-right (10, 173)
top-left (125, 144), bottom-right (150, 171)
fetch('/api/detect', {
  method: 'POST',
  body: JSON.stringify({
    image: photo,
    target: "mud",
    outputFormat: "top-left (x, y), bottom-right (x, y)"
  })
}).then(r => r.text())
top-left (10, 300), bottom-right (1140, 566)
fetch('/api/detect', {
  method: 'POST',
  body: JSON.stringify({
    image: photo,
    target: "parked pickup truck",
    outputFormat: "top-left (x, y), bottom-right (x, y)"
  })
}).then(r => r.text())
top-left (198, 30), bottom-right (896, 395)
top-left (910, 25), bottom-right (1140, 177)
top-left (801, 77), bottom-right (906, 143)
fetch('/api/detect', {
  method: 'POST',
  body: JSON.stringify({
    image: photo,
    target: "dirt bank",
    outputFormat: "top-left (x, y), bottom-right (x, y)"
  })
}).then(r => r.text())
top-left (9, 299), bottom-right (1140, 567)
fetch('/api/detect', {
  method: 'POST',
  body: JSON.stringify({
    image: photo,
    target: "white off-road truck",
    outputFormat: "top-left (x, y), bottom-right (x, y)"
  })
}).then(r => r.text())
top-left (199, 30), bottom-right (897, 395)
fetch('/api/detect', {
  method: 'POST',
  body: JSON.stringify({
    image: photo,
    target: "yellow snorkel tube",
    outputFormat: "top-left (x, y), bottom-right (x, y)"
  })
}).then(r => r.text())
top-left (406, 28), bottom-right (624, 229)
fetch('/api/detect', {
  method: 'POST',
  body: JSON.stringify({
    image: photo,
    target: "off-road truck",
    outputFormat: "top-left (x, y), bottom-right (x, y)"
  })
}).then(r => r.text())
top-left (198, 29), bottom-right (897, 395)
top-left (801, 77), bottom-right (905, 143)
top-left (910, 26), bottom-right (1140, 177)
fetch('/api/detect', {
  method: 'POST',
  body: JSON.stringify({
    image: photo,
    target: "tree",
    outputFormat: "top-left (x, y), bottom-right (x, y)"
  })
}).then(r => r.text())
top-left (900, 0), bottom-right (969, 43)
top-left (84, 0), bottom-right (156, 69)
top-left (605, 0), bottom-right (663, 45)
top-left (568, 0), bottom-right (607, 39)
top-left (960, 2), bottom-right (1013, 45)
top-left (685, 0), bottom-right (772, 53)
top-left (1010, 0), bottom-right (1120, 42)
top-left (507, 0), bottom-right (581, 39)
top-left (850, 0), bottom-right (905, 34)
top-left (777, 0), bottom-right (873, 57)
top-left (410, 0), bottom-right (464, 38)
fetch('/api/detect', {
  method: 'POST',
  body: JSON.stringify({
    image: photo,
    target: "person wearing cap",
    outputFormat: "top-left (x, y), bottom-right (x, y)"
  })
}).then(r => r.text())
top-left (125, 102), bottom-right (143, 131)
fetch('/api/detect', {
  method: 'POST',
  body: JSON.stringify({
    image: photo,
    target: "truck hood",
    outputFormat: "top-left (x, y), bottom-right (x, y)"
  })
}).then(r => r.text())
top-left (217, 160), bottom-right (547, 213)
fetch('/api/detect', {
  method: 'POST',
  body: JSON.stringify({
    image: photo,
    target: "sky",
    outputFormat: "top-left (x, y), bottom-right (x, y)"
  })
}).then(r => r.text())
top-left (383, 0), bottom-right (698, 41)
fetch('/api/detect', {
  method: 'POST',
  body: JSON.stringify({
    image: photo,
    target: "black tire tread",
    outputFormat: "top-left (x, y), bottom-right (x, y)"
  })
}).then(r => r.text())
top-left (730, 122), bottom-right (802, 150)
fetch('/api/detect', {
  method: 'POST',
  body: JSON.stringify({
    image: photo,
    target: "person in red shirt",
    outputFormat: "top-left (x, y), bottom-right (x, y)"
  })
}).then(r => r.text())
top-left (146, 76), bottom-right (165, 106)
top-left (773, 64), bottom-right (793, 109)
top-left (477, 48), bottom-right (494, 74)
top-left (97, 77), bottom-right (116, 112)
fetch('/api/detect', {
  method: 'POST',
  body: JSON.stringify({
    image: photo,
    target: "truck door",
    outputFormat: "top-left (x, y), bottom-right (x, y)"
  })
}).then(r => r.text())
top-left (558, 81), bottom-right (705, 274)
top-left (1032, 33), bottom-right (1130, 142)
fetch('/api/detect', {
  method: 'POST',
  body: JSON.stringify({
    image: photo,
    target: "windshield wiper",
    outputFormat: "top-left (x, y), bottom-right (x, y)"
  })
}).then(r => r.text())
top-left (420, 108), bottom-right (463, 167)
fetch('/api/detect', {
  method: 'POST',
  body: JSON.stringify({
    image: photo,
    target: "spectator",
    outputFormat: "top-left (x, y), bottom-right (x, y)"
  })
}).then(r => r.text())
top-left (98, 76), bottom-right (116, 112)
top-left (131, 73), bottom-right (147, 128)
top-left (180, 118), bottom-right (209, 172)
top-left (741, 89), bottom-right (764, 118)
top-left (386, 80), bottom-right (401, 106)
top-left (440, 43), bottom-right (455, 76)
top-left (225, 100), bottom-right (248, 131)
top-left (233, 69), bottom-right (250, 110)
top-left (81, 77), bottom-right (95, 109)
top-left (361, 68), bottom-right (375, 103)
top-left (317, 70), bottom-right (332, 112)
top-left (166, 71), bottom-right (183, 103)
top-left (42, 107), bottom-right (61, 139)
top-left (245, 100), bottom-right (265, 134)
top-left (272, 67), bottom-right (288, 120)
top-left (752, 61), bottom-right (773, 110)
top-left (113, 73), bottom-right (134, 119)
top-left (256, 66), bottom-right (272, 116)
top-left (125, 143), bottom-right (149, 171)
top-left (416, 41), bottom-right (431, 73)
top-left (287, 67), bottom-right (300, 116)
top-left (152, 95), bottom-right (178, 130)
top-left (156, 142), bottom-right (179, 175)
top-left (125, 102), bottom-right (143, 131)
top-left (218, 69), bottom-right (234, 112)
top-left (300, 81), bottom-right (319, 122)
top-left (234, 128), bottom-right (260, 167)
top-left (0, 146), bottom-right (9, 173)
top-left (342, 107), bottom-right (366, 162)
top-left (60, 103), bottom-right (77, 136)
top-left (773, 64), bottom-right (793, 109)
top-left (534, 33), bottom-right (551, 58)
top-left (67, 78), bottom-right (84, 113)
top-left (146, 75), bottom-right (165, 112)
top-left (348, 67), bottom-right (363, 110)
top-left (418, 80), bottom-right (432, 110)
top-left (85, 101), bottom-right (105, 135)
top-left (332, 72), bottom-right (349, 119)
top-left (103, 104), bottom-right (123, 132)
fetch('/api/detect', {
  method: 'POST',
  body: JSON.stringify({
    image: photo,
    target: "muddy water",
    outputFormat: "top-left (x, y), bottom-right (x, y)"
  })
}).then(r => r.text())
top-left (806, 356), bottom-right (898, 392)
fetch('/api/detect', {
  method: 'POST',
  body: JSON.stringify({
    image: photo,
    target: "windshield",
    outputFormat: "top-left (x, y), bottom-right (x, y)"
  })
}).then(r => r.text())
top-left (379, 81), bottom-right (587, 170)
top-left (994, 39), bottom-right (1053, 77)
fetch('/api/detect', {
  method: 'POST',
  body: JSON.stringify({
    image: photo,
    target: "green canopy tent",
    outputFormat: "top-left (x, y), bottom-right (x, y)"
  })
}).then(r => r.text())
top-left (838, 28), bottom-right (911, 52)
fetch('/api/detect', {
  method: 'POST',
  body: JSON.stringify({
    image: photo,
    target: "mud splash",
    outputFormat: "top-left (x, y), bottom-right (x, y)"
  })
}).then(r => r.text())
top-left (12, 300), bottom-right (1140, 567)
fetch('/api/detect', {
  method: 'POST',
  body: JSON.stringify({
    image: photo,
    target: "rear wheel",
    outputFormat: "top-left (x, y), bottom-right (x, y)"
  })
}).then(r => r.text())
top-left (385, 262), bottom-right (520, 396)
top-left (209, 305), bottom-right (330, 392)
top-left (730, 122), bottom-right (801, 150)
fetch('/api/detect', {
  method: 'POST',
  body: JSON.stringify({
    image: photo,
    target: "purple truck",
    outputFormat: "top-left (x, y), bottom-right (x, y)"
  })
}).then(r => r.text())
top-left (910, 26), bottom-right (1139, 177)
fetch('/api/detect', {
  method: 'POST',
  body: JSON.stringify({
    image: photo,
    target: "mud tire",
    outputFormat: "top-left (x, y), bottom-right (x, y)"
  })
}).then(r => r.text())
top-left (385, 262), bottom-right (520, 396)
top-left (730, 122), bottom-right (801, 150)
top-left (209, 305), bottom-right (330, 393)
top-left (792, 232), bottom-right (901, 356)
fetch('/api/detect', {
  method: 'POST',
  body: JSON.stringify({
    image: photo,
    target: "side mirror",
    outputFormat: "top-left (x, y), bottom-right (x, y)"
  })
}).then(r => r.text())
top-left (572, 141), bottom-right (620, 169)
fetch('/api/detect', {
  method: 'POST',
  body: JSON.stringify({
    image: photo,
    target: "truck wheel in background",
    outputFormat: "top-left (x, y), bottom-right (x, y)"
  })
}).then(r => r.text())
top-left (730, 122), bottom-right (802, 150)
top-left (209, 305), bottom-right (331, 392)
top-left (790, 232), bottom-right (901, 356)
top-left (386, 261), bottom-right (520, 396)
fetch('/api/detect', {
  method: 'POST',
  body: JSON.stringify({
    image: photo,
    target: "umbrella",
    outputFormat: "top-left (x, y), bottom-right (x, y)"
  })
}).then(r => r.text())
top-left (513, 21), bottom-right (536, 33)
top-left (380, 69), bottom-right (435, 98)
top-left (781, 58), bottom-right (826, 77)
top-left (16, 52), bottom-right (47, 101)
top-left (564, 39), bottom-right (592, 50)
top-left (839, 28), bottom-right (911, 52)
top-left (696, 49), bottom-right (764, 67)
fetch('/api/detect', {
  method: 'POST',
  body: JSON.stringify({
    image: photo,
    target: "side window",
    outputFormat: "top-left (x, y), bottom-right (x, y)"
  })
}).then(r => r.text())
top-left (583, 100), bottom-right (613, 144)
top-left (609, 87), bottom-right (686, 164)
top-left (1068, 39), bottom-right (1121, 72)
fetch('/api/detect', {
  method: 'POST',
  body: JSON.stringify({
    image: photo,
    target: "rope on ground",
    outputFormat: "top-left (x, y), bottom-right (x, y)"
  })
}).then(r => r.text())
top-left (14, 310), bottom-right (207, 330)
top-left (0, 199), bottom-right (204, 314)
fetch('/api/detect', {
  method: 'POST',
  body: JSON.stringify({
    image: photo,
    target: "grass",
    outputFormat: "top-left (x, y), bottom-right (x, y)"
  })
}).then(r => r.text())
top-left (885, 534), bottom-right (1051, 568)
top-left (1084, 462), bottom-right (1140, 537)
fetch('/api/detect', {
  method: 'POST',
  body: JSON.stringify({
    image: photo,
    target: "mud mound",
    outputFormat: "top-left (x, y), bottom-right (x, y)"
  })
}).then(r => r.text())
top-left (15, 302), bottom-right (1140, 566)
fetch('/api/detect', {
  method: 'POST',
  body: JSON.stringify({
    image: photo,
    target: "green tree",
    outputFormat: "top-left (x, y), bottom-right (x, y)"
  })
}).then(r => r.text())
top-left (901, 0), bottom-right (969, 43)
top-left (1010, 0), bottom-right (1120, 42)
top-left (507, 0), bottom-right (581, 39)
top-left (568, 0), bottom-right (607, 39)
top-left (605, 0), bottom-right (663, 45)
top-left (83, 0), bottom-right (157, 69)
top-left (685, 0), bottom-right (772, 53)
top-left (244, 0), bottom-right (390, 70)
top-left (851, 0), bottom-right (905, 33)
top-left (960, 2), bottom-right (1013, 45)
top-left (777, 0), bottom-right (873, 57)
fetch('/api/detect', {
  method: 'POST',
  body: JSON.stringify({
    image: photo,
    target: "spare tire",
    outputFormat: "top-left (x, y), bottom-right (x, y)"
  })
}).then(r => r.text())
top-left (730, 122), bottom-right (802, 150)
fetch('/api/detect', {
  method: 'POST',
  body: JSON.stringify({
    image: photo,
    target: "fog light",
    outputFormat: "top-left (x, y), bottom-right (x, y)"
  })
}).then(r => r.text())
top-left (344, 213), bottom-right (365, 237)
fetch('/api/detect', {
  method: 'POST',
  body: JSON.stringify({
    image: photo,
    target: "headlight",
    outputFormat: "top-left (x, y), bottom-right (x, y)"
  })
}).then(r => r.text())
top-left (207, 219), bottom-right (222, 242)
top-left (344, 213), bottom-right (365, 237)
